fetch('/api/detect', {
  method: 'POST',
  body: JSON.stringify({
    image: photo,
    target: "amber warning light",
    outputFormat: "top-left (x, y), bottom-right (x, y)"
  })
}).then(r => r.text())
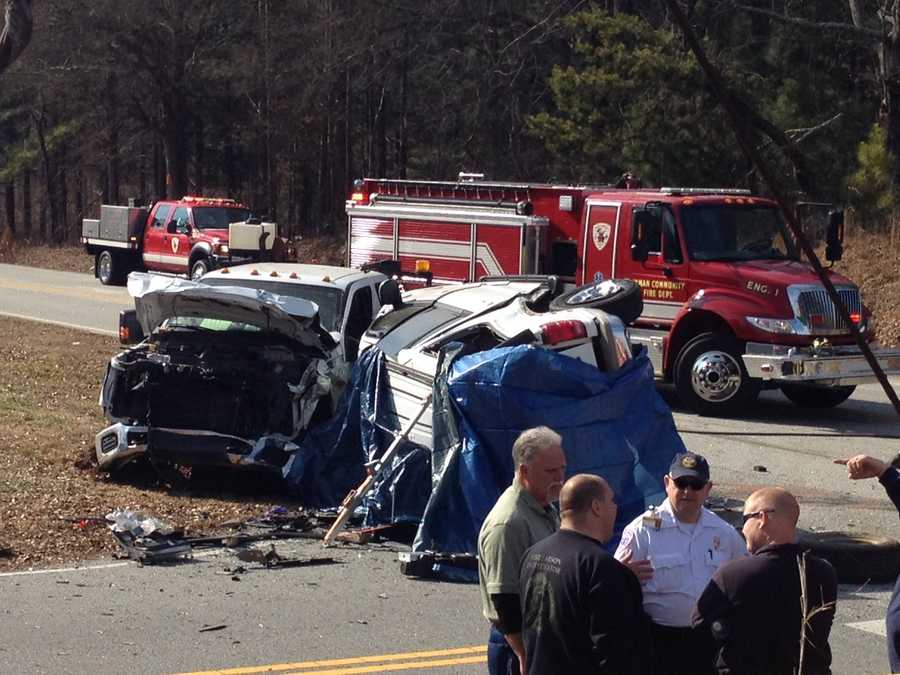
top-left (415, 259), bottom-right (431, 274)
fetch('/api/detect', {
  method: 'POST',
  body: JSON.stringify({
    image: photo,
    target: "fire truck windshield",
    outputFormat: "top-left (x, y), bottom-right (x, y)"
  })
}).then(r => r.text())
top-left (192, 206), bottom-right (252, 230)
top-left (681, 204), bottom-right (799, 262)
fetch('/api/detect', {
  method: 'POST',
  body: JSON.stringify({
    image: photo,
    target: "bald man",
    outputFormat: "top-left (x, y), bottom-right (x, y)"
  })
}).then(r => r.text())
top-left (519, 474), bottom-right (651, 675)
top-left (692, 488), bottom-right (837, 675)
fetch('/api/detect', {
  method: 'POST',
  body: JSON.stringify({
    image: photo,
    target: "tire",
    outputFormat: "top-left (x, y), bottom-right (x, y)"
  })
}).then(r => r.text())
top-left (549, 279), bottom-right (643, 324)
top-left (673, 332), bottom-right (761, 416)
top-left (190, 257), bottom-right (210, 281)
top-left (797, 530), bottom-right (900, 584)
top-left (96, 250), bottom-right (125, 286)
top-left (780, 383), bottom-right (856, 408)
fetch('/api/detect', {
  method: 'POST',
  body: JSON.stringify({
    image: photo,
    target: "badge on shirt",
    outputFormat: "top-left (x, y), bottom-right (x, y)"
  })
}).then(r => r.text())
top-left (642, 506), bottom-right (662, 530)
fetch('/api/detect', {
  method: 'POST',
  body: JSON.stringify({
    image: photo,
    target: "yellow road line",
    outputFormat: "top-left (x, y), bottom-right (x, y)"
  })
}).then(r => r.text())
top-left (0, 277), bottom-right (124, 302)
top-left (174, 645), bottom-right (487, 675)
top-left (282, 654), bottom-right (487, 674)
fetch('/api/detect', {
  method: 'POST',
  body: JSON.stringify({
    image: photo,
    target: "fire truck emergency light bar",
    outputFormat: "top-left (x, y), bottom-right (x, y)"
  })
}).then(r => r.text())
top-left (659, 187), bottom-right (753, 196)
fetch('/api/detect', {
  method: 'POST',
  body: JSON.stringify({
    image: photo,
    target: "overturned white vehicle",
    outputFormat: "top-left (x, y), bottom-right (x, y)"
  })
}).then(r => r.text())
top-left (95, 271), bottom-right (354, 473)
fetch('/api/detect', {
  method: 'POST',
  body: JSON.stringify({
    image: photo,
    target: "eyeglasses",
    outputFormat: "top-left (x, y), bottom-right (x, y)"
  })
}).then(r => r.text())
top-left (673, 477), bottom-right (707, 491)
top-left (742, 509), bottom-right (774, 524)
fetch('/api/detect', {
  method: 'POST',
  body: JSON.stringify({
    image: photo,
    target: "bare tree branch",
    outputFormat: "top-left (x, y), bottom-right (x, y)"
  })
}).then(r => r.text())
top-left (0, 0), bottom-right (33, 75)
top-left (736, 3), bottom-right (882, 39)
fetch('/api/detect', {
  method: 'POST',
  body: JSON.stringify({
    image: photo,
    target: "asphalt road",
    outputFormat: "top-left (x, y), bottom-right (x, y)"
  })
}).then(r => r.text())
top-left (0, 263), bottom-right (130, 336)
top-left (2, 264), bottom-right (900, 674)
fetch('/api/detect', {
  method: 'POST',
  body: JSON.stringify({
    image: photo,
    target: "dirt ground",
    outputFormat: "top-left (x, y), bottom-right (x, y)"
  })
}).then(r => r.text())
top-left (0, 235), bottom-right (348, 570)
top-left (0, 232), bottom-right (896, 571)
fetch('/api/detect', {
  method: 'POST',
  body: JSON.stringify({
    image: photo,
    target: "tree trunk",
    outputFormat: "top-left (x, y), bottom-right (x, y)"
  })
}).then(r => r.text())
top-left (153, 140), bottom-right (165, 200)
top-left (58, 141), bottom-right (68, 243)
top-left (4, 181), bottom-right (14, 235)
top-left (162, 100), bottom-right (189, 199)
top-left (33, 109), bottom-right (58, 242)
top-left (106, 72), bottom-right (120, 204)
top-left (194, 116), bottom-right (204, 195)
top-left (74, 166), bottom-right (83, 236)
top-left (22, 165), bottom-right (30, 237)
top-left (0, 0), bottom-right (33, 75)
top-left (399, 48), bottom-right (408, 178)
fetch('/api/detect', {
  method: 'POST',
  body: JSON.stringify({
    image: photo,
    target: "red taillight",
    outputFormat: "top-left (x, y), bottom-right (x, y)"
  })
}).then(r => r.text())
top-left (350, 192), bottom-right (366, 202)
top-left (541, 320), bottom-right (587, 345)
top-left (118, 326), bottom-right (129, 344)
top-left (850, 312), bottom-right (861, 324)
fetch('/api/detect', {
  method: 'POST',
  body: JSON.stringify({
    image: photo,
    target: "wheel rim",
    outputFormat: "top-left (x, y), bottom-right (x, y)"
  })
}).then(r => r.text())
top-left (191, 262), bottom-right (206, 280)
top-left (567, 280), bottom-right (622, 305)
top-left (99, 254), bottom-right (111, 281)
top-left (690, 350), bottom-right (742, 403)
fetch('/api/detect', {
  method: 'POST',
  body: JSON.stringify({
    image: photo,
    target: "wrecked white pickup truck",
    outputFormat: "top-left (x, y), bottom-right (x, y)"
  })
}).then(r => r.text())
top-left (95, 264), bottom-right (388, 473)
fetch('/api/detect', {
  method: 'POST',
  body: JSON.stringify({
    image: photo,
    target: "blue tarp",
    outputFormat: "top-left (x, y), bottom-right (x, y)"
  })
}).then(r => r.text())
top-left (284, 344), bottom-right (684, 558)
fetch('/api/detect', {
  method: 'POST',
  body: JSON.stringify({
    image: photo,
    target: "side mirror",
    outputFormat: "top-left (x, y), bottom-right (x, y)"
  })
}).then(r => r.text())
top-left (378, 278), bottom-right (403, 309)
top-left (825, 209), bottom-right (844, 262)
top-left (119, 309), bottom-right (145, 345)
top-left (166, 220), bottom-right (178, 234)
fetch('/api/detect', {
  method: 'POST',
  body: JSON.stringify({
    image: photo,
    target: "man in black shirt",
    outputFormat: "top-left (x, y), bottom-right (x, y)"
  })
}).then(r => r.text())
top-left (519, 473), bottom-right (651, 675)
top-left (692, 487), bottom-right (837, 675)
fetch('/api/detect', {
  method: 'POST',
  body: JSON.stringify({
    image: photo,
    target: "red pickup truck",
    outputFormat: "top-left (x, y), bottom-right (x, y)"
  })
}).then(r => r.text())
top-left (346, 175), bottom-right (900, 415)
top-left (81, 196), bottom-right (277, 284)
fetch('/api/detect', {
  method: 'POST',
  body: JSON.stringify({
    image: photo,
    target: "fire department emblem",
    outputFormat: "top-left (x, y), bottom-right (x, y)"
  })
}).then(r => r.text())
top-left (682, 455), bottom-right (698, 469)
top-left (171, 238), bottom-right (179, 254)
top-left (592, 222), bottom-right (612, 252)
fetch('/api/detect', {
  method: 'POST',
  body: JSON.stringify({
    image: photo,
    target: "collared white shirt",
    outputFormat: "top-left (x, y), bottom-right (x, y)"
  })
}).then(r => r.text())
top-left (613, 498), bottom-right (747, 627)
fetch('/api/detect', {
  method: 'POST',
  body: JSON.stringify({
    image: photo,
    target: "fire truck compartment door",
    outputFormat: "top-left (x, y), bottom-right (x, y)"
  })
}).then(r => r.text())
top-left (580, 202), bottom-right (621, 286)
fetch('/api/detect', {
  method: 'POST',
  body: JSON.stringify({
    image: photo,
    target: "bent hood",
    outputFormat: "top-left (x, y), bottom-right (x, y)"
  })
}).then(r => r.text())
top-left (127, 272), bottom-right (335, 354)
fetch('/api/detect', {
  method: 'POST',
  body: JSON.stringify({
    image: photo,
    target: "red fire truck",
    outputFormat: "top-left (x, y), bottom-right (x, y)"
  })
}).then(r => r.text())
top-left (81, 196), bottom-right (278, 285)
top-left (346, 175), bottom-right (900, 415)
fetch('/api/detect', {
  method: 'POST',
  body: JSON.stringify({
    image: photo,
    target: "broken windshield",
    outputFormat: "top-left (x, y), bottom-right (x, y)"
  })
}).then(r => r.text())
top-left (680, 204), bottom-right (799, 262)
top-left (202, 278), bottom-right (343, 331)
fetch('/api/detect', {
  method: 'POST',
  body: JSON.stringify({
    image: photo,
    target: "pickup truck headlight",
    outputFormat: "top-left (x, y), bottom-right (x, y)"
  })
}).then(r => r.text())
top-left (746, 316), bottom-right (799, 334)
top-left (217, 244), bottom-right (230, 254)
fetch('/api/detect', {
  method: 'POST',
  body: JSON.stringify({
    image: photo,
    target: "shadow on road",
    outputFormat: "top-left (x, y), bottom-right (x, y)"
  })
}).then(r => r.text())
top-left (659, 385), bottom-right (900, 438)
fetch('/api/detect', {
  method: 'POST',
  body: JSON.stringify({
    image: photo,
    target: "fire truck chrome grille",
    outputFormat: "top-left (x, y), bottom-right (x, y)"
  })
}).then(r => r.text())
top-left (795, 288), bottom-right (861, 331)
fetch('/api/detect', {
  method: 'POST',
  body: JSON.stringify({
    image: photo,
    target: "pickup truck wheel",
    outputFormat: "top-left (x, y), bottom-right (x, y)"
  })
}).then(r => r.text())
top-left (190, 257), bottom-right (210, 281)
top-left (674, 332), bottom-right (760, 416)
top-left (549, 279), bottom-right (643, 324)
top-left (780, 383), bottom-right (856, 408)
top-left (96, 250), bottom-right (125, 286)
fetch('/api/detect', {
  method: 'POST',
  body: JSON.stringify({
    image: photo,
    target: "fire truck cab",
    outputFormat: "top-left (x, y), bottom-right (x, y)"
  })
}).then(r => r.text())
top-left (346, 175), bottom-right (900, 416)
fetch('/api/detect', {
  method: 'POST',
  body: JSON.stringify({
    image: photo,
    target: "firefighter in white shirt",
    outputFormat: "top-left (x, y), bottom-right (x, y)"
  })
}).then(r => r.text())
top-left (614, 451), bottom-right (745, 675)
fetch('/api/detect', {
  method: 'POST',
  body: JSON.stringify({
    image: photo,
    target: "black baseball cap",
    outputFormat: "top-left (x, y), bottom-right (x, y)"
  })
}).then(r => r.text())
top-left (669, 452), bottom-right (710, 482)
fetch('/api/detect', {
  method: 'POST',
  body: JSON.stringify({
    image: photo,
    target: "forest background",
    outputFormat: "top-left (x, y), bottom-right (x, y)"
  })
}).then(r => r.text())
top-left (1, 0), bottom-right (899, 243)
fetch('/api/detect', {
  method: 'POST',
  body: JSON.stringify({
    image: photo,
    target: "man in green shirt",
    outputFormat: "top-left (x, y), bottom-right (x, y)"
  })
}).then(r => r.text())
top-left (478, 426), bottom-right (566, 675)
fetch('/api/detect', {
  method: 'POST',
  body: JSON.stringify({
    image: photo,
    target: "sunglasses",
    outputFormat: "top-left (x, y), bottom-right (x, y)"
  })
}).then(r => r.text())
top-left (673, 477), bottom-right (707, 491)
top-left (742, 509), bottom-right (774, 524)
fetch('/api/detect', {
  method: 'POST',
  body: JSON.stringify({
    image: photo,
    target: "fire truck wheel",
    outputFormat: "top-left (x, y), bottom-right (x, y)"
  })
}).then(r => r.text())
top-left (779, 383), bottom-right (856, 408)
top-left (96, 250), bottom-right (125, 286)
top-left (190, 257), bottom-right (210, 281)
top-left (674, 332), bottom-right (761, 416)
top-left (549, 279), bottom-right (643, 324)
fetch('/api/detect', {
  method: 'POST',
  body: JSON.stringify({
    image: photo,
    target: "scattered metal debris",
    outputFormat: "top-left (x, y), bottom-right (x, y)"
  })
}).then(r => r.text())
top-left (398, 551), bottom-right (477, 578)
